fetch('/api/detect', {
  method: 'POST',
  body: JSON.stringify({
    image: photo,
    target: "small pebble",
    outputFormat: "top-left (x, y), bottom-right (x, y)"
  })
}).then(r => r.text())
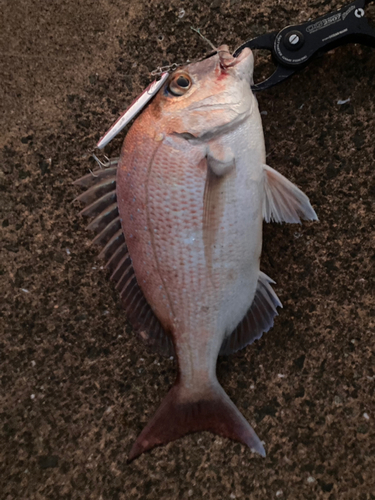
top-left (337, 98), bottom-right (350, 105)
top-left (30, 394), bottom-right (35, 400)
top-left (363, 412), bottom-right (369, 420)
top-left (276, 491), bottom-right (283, 498)
top-left (307, 476), bottom-right (315, 484)
top-left (334, 396), bottom-right (342, 405)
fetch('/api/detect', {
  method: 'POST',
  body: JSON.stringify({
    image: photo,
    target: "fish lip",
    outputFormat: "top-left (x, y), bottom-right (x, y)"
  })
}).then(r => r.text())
top-left (218, 47), bottom-right (253, 71)
top-left (218, 47), bottom-right (254, 85)
top-left (223, 47), bottom-right (252, 68)
top-left (235, 47), bottom-right (252, 63)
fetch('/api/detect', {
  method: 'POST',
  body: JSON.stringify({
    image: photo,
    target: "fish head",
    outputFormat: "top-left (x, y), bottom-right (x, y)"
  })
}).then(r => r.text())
top-left (149, 45), bottom-right (256, 139)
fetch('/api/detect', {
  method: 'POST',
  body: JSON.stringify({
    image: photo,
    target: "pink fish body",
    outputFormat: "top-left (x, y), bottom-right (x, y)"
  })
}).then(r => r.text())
top-left (75, 45), bottom-right (317, 460)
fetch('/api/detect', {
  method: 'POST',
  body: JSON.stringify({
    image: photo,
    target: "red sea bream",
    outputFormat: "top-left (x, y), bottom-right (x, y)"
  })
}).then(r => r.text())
top-left (75, 45), bottom-right (317, 460)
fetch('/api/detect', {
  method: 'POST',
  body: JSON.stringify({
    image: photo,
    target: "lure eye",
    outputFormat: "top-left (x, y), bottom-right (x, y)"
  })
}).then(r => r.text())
top-left (168, 74), bottom-right (192, 96)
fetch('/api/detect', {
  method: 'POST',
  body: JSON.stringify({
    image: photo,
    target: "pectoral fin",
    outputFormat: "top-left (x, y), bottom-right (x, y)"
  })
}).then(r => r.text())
top-left (203, 152), bottom-right (235, 271)
top-left (207, 142), bottom-right (235, 176)
top-left (263, 164), bottom-right (318, 224)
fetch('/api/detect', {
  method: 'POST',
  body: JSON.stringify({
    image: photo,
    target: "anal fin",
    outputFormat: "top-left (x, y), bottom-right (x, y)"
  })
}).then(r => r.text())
top-left (220, 272), bottom-right (282, 356)
top-left (263, 164), bottom-right (318, 224)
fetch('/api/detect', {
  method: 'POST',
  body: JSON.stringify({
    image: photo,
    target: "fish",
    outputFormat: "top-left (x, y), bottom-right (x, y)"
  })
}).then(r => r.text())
top-left (74, 45), bottom-right (317, 461)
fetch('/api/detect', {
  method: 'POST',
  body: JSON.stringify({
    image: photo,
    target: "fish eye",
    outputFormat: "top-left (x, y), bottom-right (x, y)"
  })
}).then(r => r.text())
top-left (167, 73), bottom-right (192, 96)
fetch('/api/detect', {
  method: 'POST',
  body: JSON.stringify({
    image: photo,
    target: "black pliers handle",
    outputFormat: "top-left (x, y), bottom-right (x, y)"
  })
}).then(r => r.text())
top-left (234, 0), bottom-right (375, 91)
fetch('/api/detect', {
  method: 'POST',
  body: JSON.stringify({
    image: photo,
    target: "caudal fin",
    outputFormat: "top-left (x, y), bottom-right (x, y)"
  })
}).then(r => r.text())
top-left (128, 382), bottom-right (265, 461)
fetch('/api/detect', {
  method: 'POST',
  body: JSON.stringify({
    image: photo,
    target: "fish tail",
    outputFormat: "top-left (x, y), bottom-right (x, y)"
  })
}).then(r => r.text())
top-left (128, 381), bottom-right (265, 461)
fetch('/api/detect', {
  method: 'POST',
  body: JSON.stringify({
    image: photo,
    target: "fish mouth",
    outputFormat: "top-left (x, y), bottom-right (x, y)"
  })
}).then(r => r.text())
top-left (217, 44), bottom-right (252, 69)
top-left (216, 45), bottom-right (254, 84)
top-left (234, 47), bottom-right (252, 64)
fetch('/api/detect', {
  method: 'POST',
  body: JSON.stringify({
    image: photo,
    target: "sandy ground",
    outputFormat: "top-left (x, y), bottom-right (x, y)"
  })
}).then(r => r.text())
top-left (1, 0), bottom-right (374, 498)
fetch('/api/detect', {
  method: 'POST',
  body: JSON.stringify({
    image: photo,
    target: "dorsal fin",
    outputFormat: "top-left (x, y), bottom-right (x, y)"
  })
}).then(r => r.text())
top-left (220, 272), bottom-right (282, 356)
top-left (74, 161), bottom-right (174, 358)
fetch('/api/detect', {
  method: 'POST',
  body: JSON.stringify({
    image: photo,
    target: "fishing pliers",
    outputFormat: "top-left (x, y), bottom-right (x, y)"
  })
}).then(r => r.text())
top-left (234, 0), bottom-right (375, 91)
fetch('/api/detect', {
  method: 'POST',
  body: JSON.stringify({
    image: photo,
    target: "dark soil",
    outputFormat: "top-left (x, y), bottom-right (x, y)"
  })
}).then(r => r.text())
top-left (1, 1), bottom-right (374, 499)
